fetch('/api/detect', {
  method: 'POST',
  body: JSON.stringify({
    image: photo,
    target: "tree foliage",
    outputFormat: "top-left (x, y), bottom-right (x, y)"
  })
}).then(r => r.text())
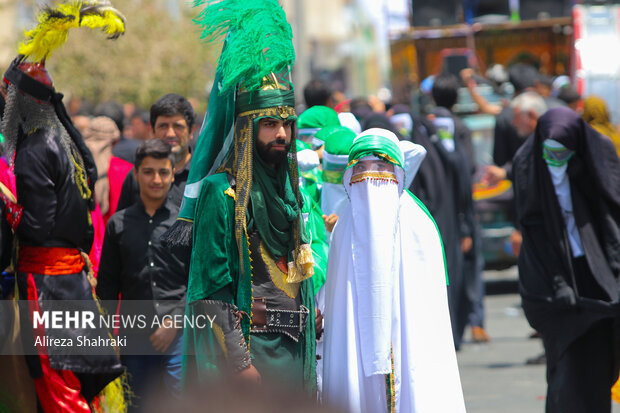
top-left (42, 0), bottom-right (218, 110)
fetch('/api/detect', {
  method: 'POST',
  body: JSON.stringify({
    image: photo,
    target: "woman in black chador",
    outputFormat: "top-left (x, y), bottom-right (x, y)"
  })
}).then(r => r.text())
top-left (513, 107), bottom-right (620, 412)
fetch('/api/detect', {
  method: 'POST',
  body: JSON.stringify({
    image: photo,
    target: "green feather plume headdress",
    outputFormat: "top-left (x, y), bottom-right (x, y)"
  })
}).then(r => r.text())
top-left (193, 0), bottom-right (295, 93)
top-left (18, 1), bottom-right (125, 63)
top-left (167, 0), bottom-right (299, 248)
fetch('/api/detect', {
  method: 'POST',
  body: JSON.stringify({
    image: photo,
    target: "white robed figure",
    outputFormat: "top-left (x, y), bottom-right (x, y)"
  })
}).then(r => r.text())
top-left (322, 128), bottom-right (466, 413)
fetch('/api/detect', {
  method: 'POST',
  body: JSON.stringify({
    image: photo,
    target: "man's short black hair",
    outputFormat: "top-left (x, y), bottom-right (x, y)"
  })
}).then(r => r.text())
top-left (131, 108), bottom-right (149, 124)
top-left (135, 139), bottom-right (176, 170)
top-left (431, 73), bottom-right (459, 109)
top-left (303, 79), bottom-right (332, 108)
top-left (150, 93), bottom-right (196, 131)
top-left (93, 101), bottom-right (124, 132)
top-left (508, 63), bottom-right (538, 94)
top-left (557, 85), bottom-right (581, 105)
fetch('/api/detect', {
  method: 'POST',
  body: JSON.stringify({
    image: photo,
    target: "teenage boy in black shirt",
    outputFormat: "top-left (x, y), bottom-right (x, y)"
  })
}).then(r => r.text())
top-left (97, 139), bottom-right (187, 410)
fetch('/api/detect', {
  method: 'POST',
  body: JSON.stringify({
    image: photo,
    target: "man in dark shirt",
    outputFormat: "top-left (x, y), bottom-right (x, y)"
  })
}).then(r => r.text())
top-left (97, 139), bottom-right (187, 410)
top-left (116, 94), bottom-right (195, 210)
top-left (492, 63), bottom-right (539, 171)
top-left (429, 73), bottom-right (476, 350)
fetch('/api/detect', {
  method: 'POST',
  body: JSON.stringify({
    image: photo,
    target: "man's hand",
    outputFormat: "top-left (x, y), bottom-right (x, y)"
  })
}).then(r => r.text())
top-left (552, 276), bottom-right (577, 308)
top-left (237, 364), bottom-right (261, 383)
top-left (510, 229), bottom-right (522, 257)
top-left (460, 68), bottom-right (476, 88)
top-left (315, 308), bottom-right (324, 339)
top-left (322, 214), bottom-right (338, 233)
top-left (480, 165), bottom-right (507, 187)
top-left (461, 236), bottom-right (473, 253)
top-left (149, 320), bottom-right (177, 353)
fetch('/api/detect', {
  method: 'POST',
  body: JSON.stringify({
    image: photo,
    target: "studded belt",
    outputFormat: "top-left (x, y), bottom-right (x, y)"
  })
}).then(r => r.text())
top-left (250, 297), bottom-right (309, 342)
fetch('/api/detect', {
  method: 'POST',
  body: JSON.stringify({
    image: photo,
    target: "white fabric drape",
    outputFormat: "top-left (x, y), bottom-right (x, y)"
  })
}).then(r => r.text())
top-left (323, 175), bottom-right (466, 413)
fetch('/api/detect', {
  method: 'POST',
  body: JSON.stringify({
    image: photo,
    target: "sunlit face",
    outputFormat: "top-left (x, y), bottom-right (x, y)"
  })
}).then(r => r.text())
top-left (351, 159), bottom-right (395, 175)
top-left (135, 156), bottom-right (174, 204)
top-left (256, 117), bottom-right (293, 166)
top-left (131, 116), bottom-right (151, 141)
top-left (153, 114), bottom-right (190, 158)
top-left (512, 108), bottom-right (536, 138)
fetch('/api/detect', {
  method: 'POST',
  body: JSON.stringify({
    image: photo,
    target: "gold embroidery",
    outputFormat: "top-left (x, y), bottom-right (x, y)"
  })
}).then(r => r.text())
top-left (237, 106), bottom-right (296, 119)
top-left (278, 106), bottom-right (290, 119)
top-left (212, 324), bottom-right (228, 359)
top-left (259, 241), bottom-right (300, 299)
top-left (70, 147), bottom-right (92, 201)
top-left (286, 243), bottom-right (314, 283)
top-left (224, 187), bottom-right (236, 200)
top-left (349, 171), bottom-right (398, 185)
top-left (346, 153), bottom-right (400, 169)
top-left (385, 345), bottom-right (395, 413)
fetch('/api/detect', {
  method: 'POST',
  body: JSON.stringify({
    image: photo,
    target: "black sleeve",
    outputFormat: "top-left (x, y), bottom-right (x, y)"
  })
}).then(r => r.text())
top-left (115, 170), bottom-right (138, 211)
top-left (14, 140), bottom-right (58, 245)
top-left (493, 108), bottom-right (517, 168)
top-left (96, 219), bottom-right (122, 316)
top-left (460, 124), bottom-right (476, 174)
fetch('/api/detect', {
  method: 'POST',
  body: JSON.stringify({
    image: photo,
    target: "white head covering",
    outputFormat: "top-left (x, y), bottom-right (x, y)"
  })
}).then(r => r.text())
top-left (323, 129), bottom-right (466, 413)
top-left (398, 140), bottom-right (427, 189)
top-left (296, 148), bottom-right (320, 172)
top-left (338, 112), bottom-right (362, 134)
top-left (390, 112), bottom-right (413, 137)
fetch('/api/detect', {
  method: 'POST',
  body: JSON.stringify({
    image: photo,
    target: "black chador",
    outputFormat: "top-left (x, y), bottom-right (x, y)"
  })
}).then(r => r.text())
top-left (513, 107), bottom-right (620, 413)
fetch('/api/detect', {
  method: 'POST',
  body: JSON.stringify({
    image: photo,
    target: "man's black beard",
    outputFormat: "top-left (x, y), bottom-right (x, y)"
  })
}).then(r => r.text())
top-left (256, 138), bottom-right (291, 166)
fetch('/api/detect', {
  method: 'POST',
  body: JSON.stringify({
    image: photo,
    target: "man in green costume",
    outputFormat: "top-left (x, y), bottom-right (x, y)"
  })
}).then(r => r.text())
top-left (176, 0), bottom-right (317, 393)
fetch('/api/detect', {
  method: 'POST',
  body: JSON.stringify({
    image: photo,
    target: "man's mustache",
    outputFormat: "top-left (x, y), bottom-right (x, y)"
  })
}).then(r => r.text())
top-left (267, 139), bottom-right (290, 149)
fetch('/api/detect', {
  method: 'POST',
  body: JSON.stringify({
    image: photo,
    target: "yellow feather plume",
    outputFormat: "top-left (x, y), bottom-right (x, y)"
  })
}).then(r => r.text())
top-left (18, 1), bottom-right (125, 63)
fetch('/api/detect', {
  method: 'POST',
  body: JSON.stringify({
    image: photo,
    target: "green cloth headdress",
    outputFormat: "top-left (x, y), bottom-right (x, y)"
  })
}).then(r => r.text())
top-left (321, 125), bottom-right (356, 185)
top-left (296, 105), bottom-right (340, 145)
top-left (323, 125), bottom-right (357, 155)
top-left (347, 131), bottom-right (405, 169)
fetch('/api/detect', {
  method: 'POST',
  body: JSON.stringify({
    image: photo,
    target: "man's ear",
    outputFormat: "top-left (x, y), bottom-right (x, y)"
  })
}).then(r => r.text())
top-left (133, 167), bottom-right (138, 180)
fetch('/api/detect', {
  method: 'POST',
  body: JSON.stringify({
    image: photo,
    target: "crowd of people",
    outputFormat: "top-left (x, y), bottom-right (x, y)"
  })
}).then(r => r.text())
top-left (1, 1), bottom-right (620, 413)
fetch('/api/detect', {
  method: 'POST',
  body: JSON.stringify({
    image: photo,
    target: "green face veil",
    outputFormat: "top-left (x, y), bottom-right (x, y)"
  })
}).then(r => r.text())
top-left (542, 139), bottom-right (575, 167)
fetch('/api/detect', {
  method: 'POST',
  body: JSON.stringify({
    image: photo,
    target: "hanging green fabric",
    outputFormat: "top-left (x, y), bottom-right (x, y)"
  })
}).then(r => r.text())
top-left (250, 147), bottom-right (301, 260)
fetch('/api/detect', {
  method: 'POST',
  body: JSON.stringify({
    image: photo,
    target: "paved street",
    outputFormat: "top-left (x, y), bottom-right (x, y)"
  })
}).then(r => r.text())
top-left (457, 269), bottom-right (620, 413)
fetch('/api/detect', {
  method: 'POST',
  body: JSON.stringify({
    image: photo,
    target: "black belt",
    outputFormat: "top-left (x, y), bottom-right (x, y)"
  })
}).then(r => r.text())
top-left (251, 297), bottom-right (309, 342)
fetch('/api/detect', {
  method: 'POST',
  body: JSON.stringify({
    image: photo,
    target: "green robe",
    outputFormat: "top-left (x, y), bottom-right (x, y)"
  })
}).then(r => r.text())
top-left (299, 187), bottom-right (329, 293)
top-left (182, 172), bottom-right (316, 391)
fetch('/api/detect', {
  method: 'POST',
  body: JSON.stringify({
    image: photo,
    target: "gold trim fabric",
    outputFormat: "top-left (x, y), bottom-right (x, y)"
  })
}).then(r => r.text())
top-left (349, 171), bottom-right (398, 185)
top-left (260, 241), bottom-right (300, 299)
top-left (287, 243), bottom-right (314, 283)
top-left (237, 106), bottom-right (296, 119)
top-left (346, 153), bottom-right (401, 169)
top-left (224, 187), bottom-right (236, 200)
